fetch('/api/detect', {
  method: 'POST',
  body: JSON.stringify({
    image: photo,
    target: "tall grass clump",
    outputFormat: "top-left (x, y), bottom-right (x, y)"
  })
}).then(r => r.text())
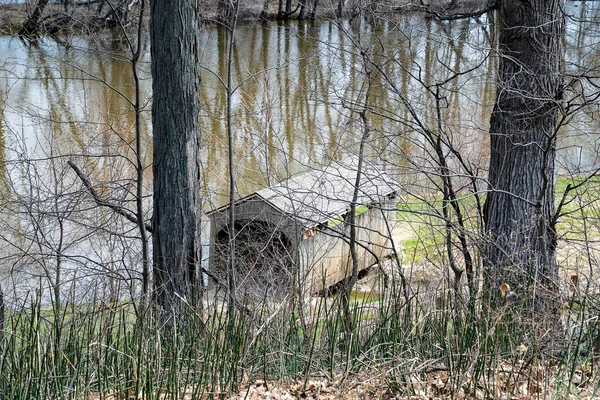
top-left (0, 272), bottom-right (598, 398)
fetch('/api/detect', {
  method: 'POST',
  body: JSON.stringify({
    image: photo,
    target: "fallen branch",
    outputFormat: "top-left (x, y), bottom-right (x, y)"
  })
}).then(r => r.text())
top-left (68, 160), bottom-right (153, 233)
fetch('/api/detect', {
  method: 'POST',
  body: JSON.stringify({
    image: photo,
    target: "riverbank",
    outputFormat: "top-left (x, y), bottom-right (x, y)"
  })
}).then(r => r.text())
top-left (0, 0), bottom-right (485, 36)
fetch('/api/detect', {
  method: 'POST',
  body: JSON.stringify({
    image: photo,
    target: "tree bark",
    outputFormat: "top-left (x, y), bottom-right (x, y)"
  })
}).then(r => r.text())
top-left (19, 0), bottom-right (50, 36)
top-left (218, 0), bottom-right (232, 24)
top-left (309, 0), bottom-right (318, 19)
top-left (337, 0), bottom-right (344, 17)
top-left (261, 0), bottom-right (271, 19)
top-left (150, 0), bottom-right (202, 310)
top-left (298, 0), bottom-right (307, 19)
top-left (132, 0), bottom-right (150, 301)
top-left (484, 0), bottom-right (563, 307)
top-left (0, 284), bottom-right (4, 345)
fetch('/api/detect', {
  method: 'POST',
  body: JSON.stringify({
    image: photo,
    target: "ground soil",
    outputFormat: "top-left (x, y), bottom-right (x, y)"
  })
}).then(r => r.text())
top-left (229, 360), bottom-right (600, 399)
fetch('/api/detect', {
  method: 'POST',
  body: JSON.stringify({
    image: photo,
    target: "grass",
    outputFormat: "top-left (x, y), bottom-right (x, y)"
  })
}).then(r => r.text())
top-left (348, 290), bottom-right (379, 303)
top-left (396, 176), bottom-right (600, 265)
top-left (0, 275), bottom-right (599, 399)
top-left (0, 179), bottom-right (599, 398)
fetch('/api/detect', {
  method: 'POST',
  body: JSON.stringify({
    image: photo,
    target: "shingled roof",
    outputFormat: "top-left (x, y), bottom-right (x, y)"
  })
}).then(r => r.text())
top-left (209, 157), bottom-right (398, 230)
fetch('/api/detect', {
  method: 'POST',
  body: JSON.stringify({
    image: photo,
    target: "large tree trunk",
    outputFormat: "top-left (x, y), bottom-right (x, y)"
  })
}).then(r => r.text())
top-left (150, 0), bottom-right (202, 311)
top-left (484, 0), bottom-right (563, 307)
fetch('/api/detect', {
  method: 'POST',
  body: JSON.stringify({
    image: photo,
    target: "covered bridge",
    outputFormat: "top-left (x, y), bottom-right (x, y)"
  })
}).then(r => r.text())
top-left (207, 158), bottom-right (398, 297)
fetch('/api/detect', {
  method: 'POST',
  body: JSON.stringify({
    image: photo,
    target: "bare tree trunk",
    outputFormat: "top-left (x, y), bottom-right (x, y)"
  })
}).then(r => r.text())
top-left (0, 284), bottom-right (4, 345)
top-left (150, 0), bottom-right (202, 311)
top-left (298, 0), bottom-right (307, 19)
top-left (130, 0), bottom-right (150, 302)
top-left (261, 0), bottom-right (271, 18)
top-left (337, 0), bottom-right (344, 17)
top-left (218, 0), bottom-right (232, 24)
top-left (54, 217), bottom-right (63, 318)
top-left (19, 0), bottom-right (49, 36)
top-left (342, 52), bottom-right (372, 351)
top-left (309, 0), bottom-right (318, 19)
top-left (483, 0), bottom-right (564, 308)
top-left (226, 0), bottom-right (239, 322)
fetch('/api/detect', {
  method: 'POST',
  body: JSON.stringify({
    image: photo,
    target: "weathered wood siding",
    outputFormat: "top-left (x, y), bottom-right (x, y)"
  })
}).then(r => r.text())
top-left (209, 194), bottom-right (397, 296)
top-left (298, 199), bottom-right (397, 295)
top-left (209, 196), bottom-right (303, 245)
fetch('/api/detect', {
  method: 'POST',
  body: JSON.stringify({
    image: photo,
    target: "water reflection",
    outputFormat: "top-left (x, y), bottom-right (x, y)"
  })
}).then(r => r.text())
top-left (195, 15), bottom-right (499, 204)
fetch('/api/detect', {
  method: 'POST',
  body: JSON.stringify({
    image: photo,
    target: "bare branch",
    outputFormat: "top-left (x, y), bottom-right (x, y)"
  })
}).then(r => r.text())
top-left (67, 161), bottom-right (153, 233)
top-left (553, 167), bottom-right (600, 226)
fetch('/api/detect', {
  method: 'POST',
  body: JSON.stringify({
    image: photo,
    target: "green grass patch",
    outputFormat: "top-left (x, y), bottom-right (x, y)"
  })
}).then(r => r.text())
top-left (348, 290), bottom-right (380, 303)
top-left (393, 177), bottom-right (600, 263)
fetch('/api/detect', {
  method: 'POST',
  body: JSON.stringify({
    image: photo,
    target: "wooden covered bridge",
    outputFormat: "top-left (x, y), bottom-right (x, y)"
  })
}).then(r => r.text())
top-left (207, 158), bottom-right (398, 297)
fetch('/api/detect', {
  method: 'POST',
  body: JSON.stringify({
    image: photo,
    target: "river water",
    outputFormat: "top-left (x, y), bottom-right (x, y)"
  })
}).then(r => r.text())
top-left (0, 4), bottom-right (599, 304)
